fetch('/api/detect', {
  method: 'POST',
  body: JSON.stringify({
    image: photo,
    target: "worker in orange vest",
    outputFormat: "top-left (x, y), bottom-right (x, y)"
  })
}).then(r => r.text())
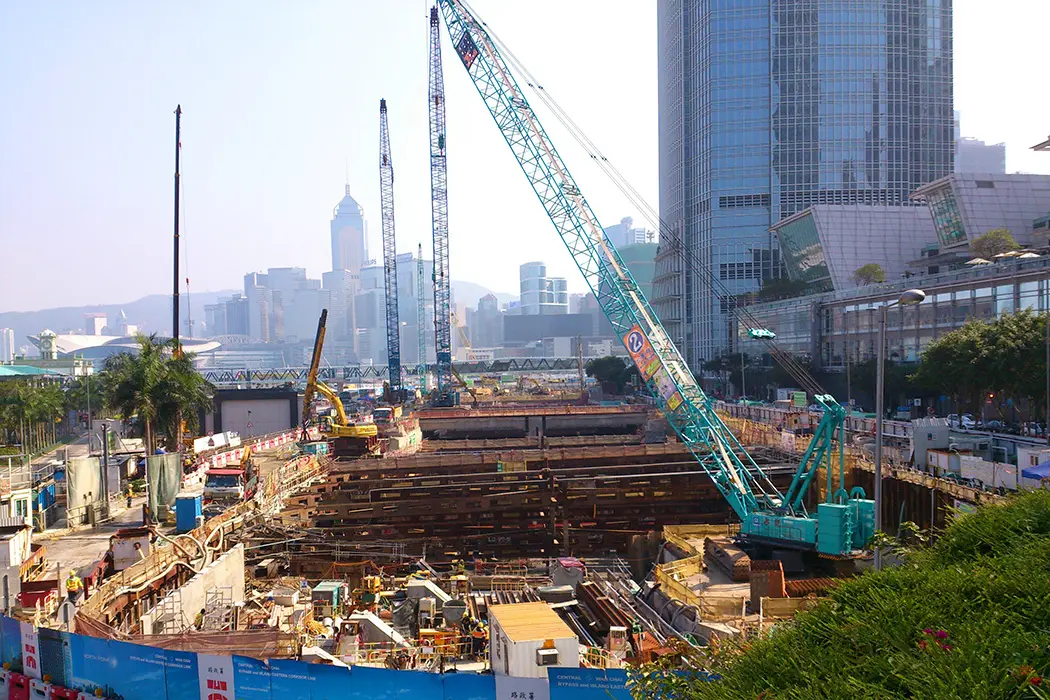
top-left (470, 623), bottom-right (487, 660)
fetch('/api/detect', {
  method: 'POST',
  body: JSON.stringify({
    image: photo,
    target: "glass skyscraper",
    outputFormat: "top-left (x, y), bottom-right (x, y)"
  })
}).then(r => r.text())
top-left (654, 0), bottom-right (953, 369)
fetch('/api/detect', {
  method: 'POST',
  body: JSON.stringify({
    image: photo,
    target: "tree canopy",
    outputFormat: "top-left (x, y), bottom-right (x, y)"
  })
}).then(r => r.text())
top-left (910, 310), bottom-right (1046, 417)
top-left (102, 335), bottom-right (214, 452)
top-left (851, 263), bottom-right (886, 286)
top-left (970, 228), bottom-right (1019, 260)
top-left (756, 278), bottom-right (813, 302)
top-left (0, 380), bottom-right (67, 455)
top-left (585, 356), bottom-right (637, 394)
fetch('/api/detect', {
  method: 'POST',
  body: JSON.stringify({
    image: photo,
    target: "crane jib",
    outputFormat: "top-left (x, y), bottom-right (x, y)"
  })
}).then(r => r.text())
top-left (437, 0), bottom-right (873, 558)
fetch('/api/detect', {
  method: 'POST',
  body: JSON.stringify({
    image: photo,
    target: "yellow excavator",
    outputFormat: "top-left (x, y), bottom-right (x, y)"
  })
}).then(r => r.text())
top-left (449, 309), bottom-right (479, 405)
top-left (304, 310), bottom-right (378, 439)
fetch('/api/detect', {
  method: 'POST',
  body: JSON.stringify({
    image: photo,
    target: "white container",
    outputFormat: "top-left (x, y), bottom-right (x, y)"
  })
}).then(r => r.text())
top-left (488, 602), bottom-right (579, 678)
top-left (272, 587), bottom-right (299, 606)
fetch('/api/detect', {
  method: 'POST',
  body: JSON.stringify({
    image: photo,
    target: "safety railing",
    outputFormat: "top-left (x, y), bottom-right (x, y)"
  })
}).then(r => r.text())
top-left (653, 556), bottom-right (702, 609)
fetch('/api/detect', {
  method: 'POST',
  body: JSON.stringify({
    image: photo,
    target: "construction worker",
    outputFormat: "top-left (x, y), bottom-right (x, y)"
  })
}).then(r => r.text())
top-left (65, 571), bottom-right (83, 605)
top-left (126, 484), bottom-right (134, 509)
top-left (194, 608), bottom-right (206, 630)
top-left (471, 621), bottom-right (487, 660)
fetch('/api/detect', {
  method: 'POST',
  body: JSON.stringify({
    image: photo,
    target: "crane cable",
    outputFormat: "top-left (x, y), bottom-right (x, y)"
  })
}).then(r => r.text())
top-left (459, 1), bottom-right (825, 398)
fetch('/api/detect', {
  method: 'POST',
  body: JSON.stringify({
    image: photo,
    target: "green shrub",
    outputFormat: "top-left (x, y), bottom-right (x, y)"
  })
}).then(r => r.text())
top-left (644, 490), bottom-right (1050, 699)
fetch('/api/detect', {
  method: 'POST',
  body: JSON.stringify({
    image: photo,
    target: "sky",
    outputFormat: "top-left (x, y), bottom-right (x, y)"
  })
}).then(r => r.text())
top-left (1, 0), bottom-right (1048, 313)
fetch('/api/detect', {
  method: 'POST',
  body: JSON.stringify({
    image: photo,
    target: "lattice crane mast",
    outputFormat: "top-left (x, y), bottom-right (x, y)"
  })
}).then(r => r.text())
top-left (379, 98), bottom-right (402, 397)
top-left (416, 242), bottom-right (428, 387)
top-left (437, 0), bottom-right (873, 557)
top-left (429, 5), bottom-right (454, 406)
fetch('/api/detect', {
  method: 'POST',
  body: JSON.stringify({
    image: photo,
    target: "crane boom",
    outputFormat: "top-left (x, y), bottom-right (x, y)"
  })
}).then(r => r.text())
top-left (437, 0), bottom-right (873, 556)
top-left (429, 6), bottom-right (454, 405)
top-left (417, 242), bottom-right (427, 385)
top-left (379, 99), bottom-right (402, 394)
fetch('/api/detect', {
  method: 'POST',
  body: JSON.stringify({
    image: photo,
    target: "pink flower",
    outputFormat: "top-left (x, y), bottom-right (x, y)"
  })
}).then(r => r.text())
top-left (918, 640), bottom-right (927, 650)
top-left (935, 630), bottom-right (949, 640)
top-left (939, 644), bottom-right (953, 652)
top-left (923, 628), bottom-right (934, 636)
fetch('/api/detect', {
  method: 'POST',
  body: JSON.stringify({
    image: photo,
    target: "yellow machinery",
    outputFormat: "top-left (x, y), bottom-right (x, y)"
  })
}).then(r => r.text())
top-left (304, 310), bottom-right (378, 439)
top-left (448, 309), bottom-right (479, 404)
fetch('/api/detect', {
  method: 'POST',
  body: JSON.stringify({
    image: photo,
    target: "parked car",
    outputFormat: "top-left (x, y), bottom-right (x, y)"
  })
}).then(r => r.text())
top-left (981, 419), bottom-right (1005, 432)
top-left (947, 413), bottom-right (975, 430)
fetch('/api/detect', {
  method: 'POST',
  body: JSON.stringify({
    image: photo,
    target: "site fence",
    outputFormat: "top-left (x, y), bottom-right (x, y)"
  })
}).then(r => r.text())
top-left (0, 615), bottom-right (639, 700)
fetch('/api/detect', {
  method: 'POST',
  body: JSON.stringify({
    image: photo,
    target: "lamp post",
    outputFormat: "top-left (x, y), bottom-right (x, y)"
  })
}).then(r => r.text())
top-left (875, 288), bottom-right (925, 571)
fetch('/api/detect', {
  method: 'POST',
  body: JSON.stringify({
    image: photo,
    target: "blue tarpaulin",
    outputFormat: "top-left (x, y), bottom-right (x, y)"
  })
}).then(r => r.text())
top-left (1022, 461), bottom-right (1050, 480)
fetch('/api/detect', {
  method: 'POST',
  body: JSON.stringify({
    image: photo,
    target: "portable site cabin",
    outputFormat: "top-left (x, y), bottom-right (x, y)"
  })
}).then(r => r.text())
top-left (488, 602), bottom-right (578, 678)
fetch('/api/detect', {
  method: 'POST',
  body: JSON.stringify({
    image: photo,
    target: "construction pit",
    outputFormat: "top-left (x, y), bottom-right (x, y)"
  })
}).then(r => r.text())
top-left (50, 398), bottom-right (974, 680)
top-left (208, 402), bottom-right (836, 666)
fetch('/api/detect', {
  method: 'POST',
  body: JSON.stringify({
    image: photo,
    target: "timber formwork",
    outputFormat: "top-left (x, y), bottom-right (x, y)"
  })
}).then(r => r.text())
top-left (282, 442), bottom-right (794, 558)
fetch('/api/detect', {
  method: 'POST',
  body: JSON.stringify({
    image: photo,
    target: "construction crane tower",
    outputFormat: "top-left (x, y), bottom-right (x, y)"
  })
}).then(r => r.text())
top-left (429, 5), bottom-right (454, 405)
top-left (416, 242), bottom-right (428, 387)
top-left (379, 98), bottom-right (402, 396)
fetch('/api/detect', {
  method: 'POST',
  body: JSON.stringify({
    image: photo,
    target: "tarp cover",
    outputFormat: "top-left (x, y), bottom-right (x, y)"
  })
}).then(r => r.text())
top-left (1022, 461), bottom-right (1050, 480)
top-left (147, 453), bottom-right (181, 520)
top-left (66, 457), bottom-right (102, 524)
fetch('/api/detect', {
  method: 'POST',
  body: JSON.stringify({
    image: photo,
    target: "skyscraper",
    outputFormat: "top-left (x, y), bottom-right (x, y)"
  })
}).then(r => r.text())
top-left (654, 0), bottom-right (954, 367)
top-left (331, 185), bottom-right (368, 276)
top-left (0, 328), bottom-right (14, 362)
top-left (519, 262), bottom-right (568, 315)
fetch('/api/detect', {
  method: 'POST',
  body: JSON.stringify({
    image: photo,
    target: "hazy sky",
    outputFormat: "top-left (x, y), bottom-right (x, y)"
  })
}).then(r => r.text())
top-left (2, 0), bottom-right (1048, 313)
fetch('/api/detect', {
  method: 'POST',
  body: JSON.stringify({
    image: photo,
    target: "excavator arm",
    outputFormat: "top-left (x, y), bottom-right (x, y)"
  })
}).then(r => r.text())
top-left (303, 310), bottom-right (328, 420)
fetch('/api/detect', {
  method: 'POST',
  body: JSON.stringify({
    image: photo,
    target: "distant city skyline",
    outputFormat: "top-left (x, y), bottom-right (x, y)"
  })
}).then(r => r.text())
top-left (0, 0), bottom-right (1046, 313)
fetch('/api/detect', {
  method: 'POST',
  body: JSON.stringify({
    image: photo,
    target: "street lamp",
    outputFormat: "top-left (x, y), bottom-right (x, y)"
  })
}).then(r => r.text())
top-left (875, 288), bottom-right (925, 571)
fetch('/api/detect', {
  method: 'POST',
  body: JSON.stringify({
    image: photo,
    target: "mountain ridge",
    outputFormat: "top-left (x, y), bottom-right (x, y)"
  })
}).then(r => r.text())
top-left (0, 281), bottom-right (517, 351)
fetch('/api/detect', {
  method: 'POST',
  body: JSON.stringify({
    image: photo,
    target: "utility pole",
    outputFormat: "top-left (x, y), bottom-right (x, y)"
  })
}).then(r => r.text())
top-left (101, 423), bottom-right (110, 518)
top-left (172, 105), bottom-right (182, 357)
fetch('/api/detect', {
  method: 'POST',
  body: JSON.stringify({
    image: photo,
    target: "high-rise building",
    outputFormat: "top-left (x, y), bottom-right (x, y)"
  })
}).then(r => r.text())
top-left (331, 185), bottom-right (368, 276)
top-left (224, 295), bottom-right (249, 336)
top-left (603, 216), bottom-right (653, 249)
top-left (204, 302), bottom-right (228, 337)
top-left (0, 328), bottom-right (14, 362)
top-left (954, 111), bottom-right (1006, 175)
top-left (519, 262), bottom-right (568, 315)
top-left (654, 0), bottom-right (954, 366)
top-left (84, 313), bottom-right (107, 336)
top-left (322, 270), bottom-right (359, 347)
top-left (244, 272), bottom-right (270, 341)
top-left (473, 294), bottom-right (502, 348)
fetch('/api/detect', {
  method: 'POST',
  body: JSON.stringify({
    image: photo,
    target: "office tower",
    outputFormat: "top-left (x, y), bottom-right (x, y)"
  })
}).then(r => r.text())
top-left (331, 185), bottom-right (368, 275)
top-left (519, 262), bottom-right (568, 315)
top-left (654, 0), bottom-right (953, 366)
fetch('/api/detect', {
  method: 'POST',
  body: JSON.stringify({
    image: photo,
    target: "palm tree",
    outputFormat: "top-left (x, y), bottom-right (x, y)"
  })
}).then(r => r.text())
top-left (102, 335), bottom-right (214, 453)
top-left (155, 350), bottom-right (213, 448)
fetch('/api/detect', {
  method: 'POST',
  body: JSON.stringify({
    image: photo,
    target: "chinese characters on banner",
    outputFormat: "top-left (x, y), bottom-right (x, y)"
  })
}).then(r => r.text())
top-left (622, 325), bottom-right (661, 381)
top-left (19, 621), bottom-right (39, 679)
top-left (496, 675), bottom-right (551, 700)
top-left (197, 653), bottom-right (236, 700)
